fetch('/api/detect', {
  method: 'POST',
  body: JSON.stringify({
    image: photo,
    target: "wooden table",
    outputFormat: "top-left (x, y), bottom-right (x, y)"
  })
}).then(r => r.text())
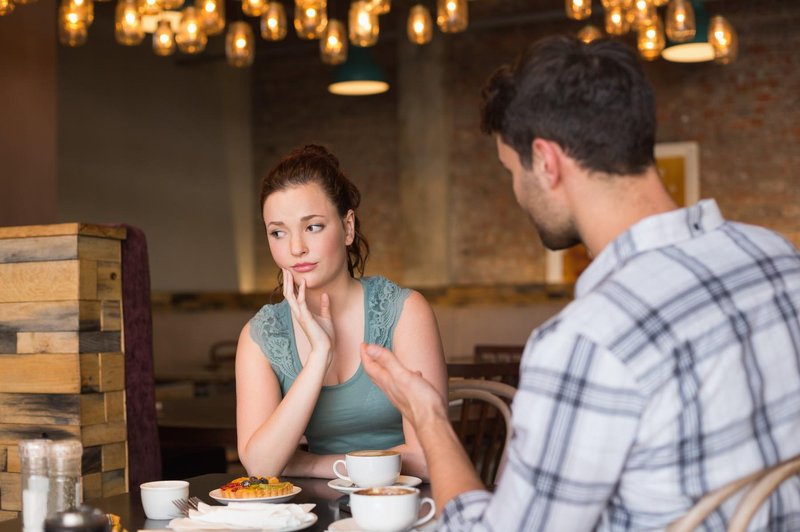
top-left (0, 473), bottom-right (432, 531)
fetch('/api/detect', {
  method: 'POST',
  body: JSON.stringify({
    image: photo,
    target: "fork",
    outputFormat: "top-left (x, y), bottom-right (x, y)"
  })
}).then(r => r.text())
top-left (173, 496), bottom-right (203, 516)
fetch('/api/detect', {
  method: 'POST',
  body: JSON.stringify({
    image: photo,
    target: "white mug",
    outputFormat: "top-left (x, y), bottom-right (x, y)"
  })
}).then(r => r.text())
top-left (350, 486), bottom-right (436, 532)
top-left (140, 480), bottom-right (189, 520)
top-left (332, 450), bottom-right (401, 487)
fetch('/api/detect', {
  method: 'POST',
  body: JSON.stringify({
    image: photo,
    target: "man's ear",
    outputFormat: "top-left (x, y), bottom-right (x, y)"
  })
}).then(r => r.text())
top-left (532, 138), bottom-right (562, 189)
top-left (343, 209), bottom-right (355, 246)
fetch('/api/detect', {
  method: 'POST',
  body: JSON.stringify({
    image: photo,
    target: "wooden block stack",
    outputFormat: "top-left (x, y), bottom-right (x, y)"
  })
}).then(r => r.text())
top-left (0, 224), bottom-right (128, 521)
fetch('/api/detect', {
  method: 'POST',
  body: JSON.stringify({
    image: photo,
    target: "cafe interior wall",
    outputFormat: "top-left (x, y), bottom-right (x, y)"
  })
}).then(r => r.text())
top-left (1, 0), bottom-right (798, 374)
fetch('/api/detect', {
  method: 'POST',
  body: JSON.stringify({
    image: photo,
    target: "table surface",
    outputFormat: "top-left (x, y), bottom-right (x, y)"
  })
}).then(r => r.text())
top-left (0, 473), bottom-right (432, 532)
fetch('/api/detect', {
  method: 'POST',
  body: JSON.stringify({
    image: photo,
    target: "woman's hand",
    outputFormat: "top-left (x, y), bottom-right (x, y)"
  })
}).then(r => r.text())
top-left (283, 269), bottom-right (335, 368)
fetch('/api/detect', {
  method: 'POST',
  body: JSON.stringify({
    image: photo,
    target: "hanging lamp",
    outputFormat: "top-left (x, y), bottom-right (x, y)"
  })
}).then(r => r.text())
top-left (662, 0), bottom-right (714, 62)
top-left (261, 2), bottom-right (287, 40)
top-left (407, 4), bottom-right (432, 45)
top-left (328, 46), bottom-right (389, 96)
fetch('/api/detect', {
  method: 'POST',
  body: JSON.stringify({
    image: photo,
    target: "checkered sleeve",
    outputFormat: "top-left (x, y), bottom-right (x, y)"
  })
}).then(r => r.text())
top-left (439, 329), bottom-right (646, 531)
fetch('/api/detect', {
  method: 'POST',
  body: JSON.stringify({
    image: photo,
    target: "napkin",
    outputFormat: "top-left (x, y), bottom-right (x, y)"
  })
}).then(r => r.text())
top-left (168, 501), bottom-right (316, 530)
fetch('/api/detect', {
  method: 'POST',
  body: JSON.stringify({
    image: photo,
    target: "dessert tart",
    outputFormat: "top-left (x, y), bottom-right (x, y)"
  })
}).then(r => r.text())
top-left (219, 476), bottom-right (295, 498)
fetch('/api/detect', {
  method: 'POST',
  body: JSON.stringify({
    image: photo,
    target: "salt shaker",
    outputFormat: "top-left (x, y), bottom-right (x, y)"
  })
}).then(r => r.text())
top-left (19, 439), bottom-right (51, 532)
top-left (47, 440), bottom-right (83, 519)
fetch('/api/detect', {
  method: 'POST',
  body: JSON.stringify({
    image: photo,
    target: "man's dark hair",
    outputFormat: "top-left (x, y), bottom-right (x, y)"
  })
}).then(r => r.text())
top-left (480, 35), bottom-right (656, 175)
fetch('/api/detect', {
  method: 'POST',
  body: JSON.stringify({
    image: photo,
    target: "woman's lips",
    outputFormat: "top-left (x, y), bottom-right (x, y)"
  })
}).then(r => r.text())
top-left (292, 262), bottom-right (316, 273)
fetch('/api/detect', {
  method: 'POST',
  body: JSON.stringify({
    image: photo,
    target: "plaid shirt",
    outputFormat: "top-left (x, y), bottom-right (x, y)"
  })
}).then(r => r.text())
top-left (440, 200), bottom-right (800, 531)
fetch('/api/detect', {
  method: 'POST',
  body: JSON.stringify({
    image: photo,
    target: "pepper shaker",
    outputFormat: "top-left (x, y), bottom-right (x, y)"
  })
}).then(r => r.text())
top-left (47, 440), bottom-right (83, 518)
top-left (20, 439), bottom-right (51, 532)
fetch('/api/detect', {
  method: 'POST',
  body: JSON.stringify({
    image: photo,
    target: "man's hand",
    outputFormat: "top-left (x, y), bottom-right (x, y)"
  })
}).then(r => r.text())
top-left (360, 343), bottom-right (448, 426)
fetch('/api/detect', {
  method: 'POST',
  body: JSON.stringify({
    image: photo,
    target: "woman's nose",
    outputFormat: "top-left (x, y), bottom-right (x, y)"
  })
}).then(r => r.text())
top-left (290, 235), bottom-right (307, 256)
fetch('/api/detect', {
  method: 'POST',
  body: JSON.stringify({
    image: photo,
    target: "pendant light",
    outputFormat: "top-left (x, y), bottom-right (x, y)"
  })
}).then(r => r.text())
top-left (294, 0), bottom-right (327, 40)
top-left (261, 2), bottom-right (287, 40)
top-left (68, 0), bottom-right (94, 27)
top-left (225, 21), bottom-right (255, 67)
top-left (115, 0), bottom-right (144, 45)
top-left (628, 0), bottom-right (656, 30)
top-left (436, 0), bottom-right (467, 33)
top-left (197, 0), bottom-right (224, 35)
top-left (577, 25), bottom-right (603, 43)
top-left (176, 5), bottom-right (207, 53)
top-left (58, 0), bottom-right (87, 46)
top-left (662, 0), bottom-right (714, 63)
top-left (665, 0), bottom-right (695, 42)
top-left (605, 4), bottom-right (630, 35)
top-left (407, 4), bottom-right (432, 45)
top-left (320, 19), bottom-right (347, 65)
top-left (329, 46), bottom-right (388, 95)
top-left (708, 15), bottom-right (737, 64)
top-left (158, 0), bottom-right (183, 8)
top-left (349, 0), bottom-right (378, 46)
top-left (153, 18), bottom-right (176, 55)
top-left (0, 0), bottom-right (15, 16)
top-left (637, 16), bottom-right (665, 60)
top-left (368, 0), bottom-right (390, 16)
top-left (565, 0), bottom-right (591, 21)
top-left (242, 0), bottom-right (267, 17)
top-left (139, 0), bottom-right (161, 16)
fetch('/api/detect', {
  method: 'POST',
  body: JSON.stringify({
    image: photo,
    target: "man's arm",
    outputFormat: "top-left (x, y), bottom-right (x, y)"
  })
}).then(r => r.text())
top-left (360, 343), bottom-right (485, 509)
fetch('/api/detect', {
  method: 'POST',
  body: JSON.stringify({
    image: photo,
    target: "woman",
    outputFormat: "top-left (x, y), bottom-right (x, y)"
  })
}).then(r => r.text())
top-left (236, 145), bottom-right (448, 480)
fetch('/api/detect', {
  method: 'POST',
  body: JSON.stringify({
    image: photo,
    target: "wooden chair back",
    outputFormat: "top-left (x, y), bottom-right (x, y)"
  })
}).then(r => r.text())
top-left (449, 379), bottom-right (516, 487)
top-left (447, 360), bottom-right (520, 387)
top-left (473, 344), bottom-right (525, 364)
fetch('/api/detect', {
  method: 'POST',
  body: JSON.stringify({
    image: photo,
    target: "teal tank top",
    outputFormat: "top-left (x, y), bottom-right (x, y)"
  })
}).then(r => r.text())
top-left (248, 276), bottom-right (410, 455)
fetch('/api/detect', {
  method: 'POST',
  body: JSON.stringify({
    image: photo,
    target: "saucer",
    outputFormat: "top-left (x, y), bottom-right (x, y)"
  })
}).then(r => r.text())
top-left (327, 517), bottom-right (436, 532)
top-left (327, 475), bottom-right (423, 494)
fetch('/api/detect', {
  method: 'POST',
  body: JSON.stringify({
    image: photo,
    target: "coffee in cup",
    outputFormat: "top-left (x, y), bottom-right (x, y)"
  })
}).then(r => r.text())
top-left (332, 450), bottom-right (401, 487)
top-left (350, 486), bottom-right (436, 532)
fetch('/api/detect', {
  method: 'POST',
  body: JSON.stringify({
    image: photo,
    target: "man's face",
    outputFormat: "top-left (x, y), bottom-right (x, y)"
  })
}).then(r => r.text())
top-left (495, 137), bottom-right (579, 251)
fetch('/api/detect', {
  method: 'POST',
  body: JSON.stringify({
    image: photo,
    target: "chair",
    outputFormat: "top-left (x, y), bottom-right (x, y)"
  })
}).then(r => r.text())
top-left (667, 454), bottom-right (800, 532)
top-left (447, 360), bottom-right (520, 388)
top-left (449, 379), bottom-right (516, 487)
top-left (206, 339), bottom-right (238, 371)
top-left (473, 344), bottom-right (525, 364)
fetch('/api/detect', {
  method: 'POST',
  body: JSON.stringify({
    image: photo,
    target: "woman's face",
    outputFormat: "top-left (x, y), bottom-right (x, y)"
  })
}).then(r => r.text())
top-left (262, 182), bottom-right (354, 289)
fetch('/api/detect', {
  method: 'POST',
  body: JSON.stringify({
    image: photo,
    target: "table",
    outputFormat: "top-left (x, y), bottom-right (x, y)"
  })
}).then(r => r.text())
top-left (0, 473), bottom-right (432, 531)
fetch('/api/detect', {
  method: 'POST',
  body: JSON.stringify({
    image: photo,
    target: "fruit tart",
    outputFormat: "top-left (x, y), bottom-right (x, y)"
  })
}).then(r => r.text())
top-left (219, 476), bottom-right (295, 498)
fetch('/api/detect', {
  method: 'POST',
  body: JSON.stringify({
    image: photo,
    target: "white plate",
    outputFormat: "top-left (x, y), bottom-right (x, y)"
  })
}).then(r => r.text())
top-left (170, 512), bottom-right (317, 532)
top-left (208, 485), bottom-right (302, 504)
top-left (327, 517), bottom-right (436, 532)
top-left (326, 475), bottom-right (423, 494)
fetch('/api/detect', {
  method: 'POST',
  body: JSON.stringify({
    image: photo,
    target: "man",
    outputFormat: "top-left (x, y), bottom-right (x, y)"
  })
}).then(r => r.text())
top-left (360, 35), bottom-right (800, 530)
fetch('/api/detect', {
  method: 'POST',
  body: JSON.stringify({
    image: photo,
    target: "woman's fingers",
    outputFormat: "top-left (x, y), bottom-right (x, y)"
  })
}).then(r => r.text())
top-left (319, 293), bottom-right (331, 320)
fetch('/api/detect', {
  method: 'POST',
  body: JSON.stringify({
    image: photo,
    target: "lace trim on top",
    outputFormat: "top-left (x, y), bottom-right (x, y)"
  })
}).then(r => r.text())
top-left (249, 276), bottom-right (410, 385)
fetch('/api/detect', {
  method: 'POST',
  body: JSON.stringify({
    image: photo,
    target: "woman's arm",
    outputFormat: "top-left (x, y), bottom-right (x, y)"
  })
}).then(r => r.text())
top-left (236, 272), bottom-right (335, 477)
top-left (386, 290), bottom-right (448, 480)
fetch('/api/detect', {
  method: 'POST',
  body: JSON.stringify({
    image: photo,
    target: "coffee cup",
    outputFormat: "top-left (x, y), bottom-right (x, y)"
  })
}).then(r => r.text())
top-left (139, 480), bottom-right (189, 520)
top-left (350, 486), bottom-right (436, 532)
top-left (332, 450), bottom-right (401, 487)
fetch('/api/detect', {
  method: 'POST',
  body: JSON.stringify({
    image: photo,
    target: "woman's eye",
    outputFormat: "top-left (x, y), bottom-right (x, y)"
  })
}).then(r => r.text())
top-left (307, 224), bottom-right (324, 233)
top-left (269, 230), bottom-right (285, 239)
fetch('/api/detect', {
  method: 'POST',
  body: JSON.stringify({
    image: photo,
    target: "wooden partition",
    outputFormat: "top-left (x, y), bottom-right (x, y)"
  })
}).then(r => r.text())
top-left (0, 224), bottom-right (128, 521)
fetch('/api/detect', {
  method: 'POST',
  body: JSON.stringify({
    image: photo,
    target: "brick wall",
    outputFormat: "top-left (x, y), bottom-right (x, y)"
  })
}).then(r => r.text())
top-left (250, 1), bottom-right (800, 289)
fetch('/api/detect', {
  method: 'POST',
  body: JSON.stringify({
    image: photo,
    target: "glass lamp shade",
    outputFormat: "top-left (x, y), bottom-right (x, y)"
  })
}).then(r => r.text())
top-left (225, 21), bottom-right (255, 67)
top-left (348, 1), bottom-right (378, 47)
top-left (320, 19), bottom-right (347, 64)
top-left (197, 0), bottom-right (224, 35)
top-left (565, 0), bottom-right (591, 21)
top-left (662, 1), bottom-right (714, 63)
top-left (294, 0), bottom-right (327, 40)
top-left (605, 5), bottom-right (630, 35)
top-left (665, 0), bottom-right (695, 42)
top-left (0, 0), bottom-right (14, 16)
top-left (367, 0), bottom-right (390, 15)
top-left (407, 4), bottom-right (432, 45)
top-left (708, 15), bottom-right (737, 64)
top-left (58, 1), bottom-right (87, 46)
top-left (436, 0), bottom-right (467, 33)
top-left (115, 0), bottom-right (144, 45)
top-left (68, 0), bottom-right (94, 27)
top-left (139, 0), bottom-right (161, 16)
top-left (176, 6), bottom-right (207, 53)
top-left (637, 16), bottom-right (665, 60)
top-left (153, 18), bottom-right (176, 55)
top-left (600, 0), bottom-right (618, 8)
top-left (577, 25), bottom-right (603, 43)
top-left (628, 0), bottom-right (656, 30)
top-left (329, 46), bottom-right (388, 95)
top-left (261, 2), bottom-right (287, 40)
top-left (17, 0), bottom-right (38, 4)
top-left (242, 0), bottom-right (267, 16)
top-left (158, 0), bottom-right (183, 8)
top-left (653, 0), bottom-right (669, 5)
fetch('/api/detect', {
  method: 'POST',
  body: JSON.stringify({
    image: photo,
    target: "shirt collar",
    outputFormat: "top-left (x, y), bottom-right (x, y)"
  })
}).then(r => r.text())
top-left (574, 199), bottom-right (726, 297)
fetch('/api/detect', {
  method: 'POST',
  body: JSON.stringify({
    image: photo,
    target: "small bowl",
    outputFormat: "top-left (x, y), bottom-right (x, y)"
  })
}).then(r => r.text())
top-left (140, 480), bottom-right (189, 520)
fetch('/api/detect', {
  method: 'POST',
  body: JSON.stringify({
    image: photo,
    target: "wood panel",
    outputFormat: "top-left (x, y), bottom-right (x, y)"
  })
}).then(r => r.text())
top-left (77, 237), bottom-right (121, 263)
top-left (81, 421), bottom-right (126, 448)
top-left (0, 472), bottom-right (20, 511)
top-left (80, 394), bottom-right (106, 426)
top-left (0, 354), bottom-right (80, 394)
top-left (102, 443), bottom-right (126, 472)
top-left (0, 393), bottom-right (80, 425)
top-left (83, 472), bottom-right (102, 500)
top-left (83, 446), bottom-right (102, 475)
top-left (102, 469), bottom-right (126, 497)
top-left (0, 301), bottom-right (85, 334)
top-left (4, 446), bottom-right (19, 474)
top-left (0, 333), bottom-right (14, 354)
top-left (0, 224), bottom-right (125, 241)
top-left (79, 332), bottom-right (121, 354)
top-left (80, 353), bottom-right (124, 393)
top-left (105, 391), bottom-right (125, 422)
top-left (96, 261), bottom-right (122, 300)
top-left (101, 301), bottom-right (121, 332)
top-left (0, 235), bottom-right (77, 264)
top-left (17, 332), bottom-right (78, 353)
top-left (0, 510), bottom-right (16, 522)
top-left (0, 424), bottom-right (81, 445)
top-left (0, 261), bottom-right (81, 303)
